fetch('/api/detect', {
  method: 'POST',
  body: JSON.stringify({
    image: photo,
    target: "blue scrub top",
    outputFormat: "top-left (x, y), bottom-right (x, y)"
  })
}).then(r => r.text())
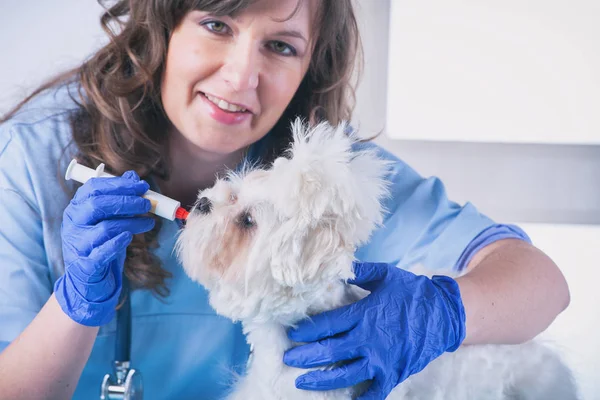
top-left (0, 84), bottom-right (529, 399)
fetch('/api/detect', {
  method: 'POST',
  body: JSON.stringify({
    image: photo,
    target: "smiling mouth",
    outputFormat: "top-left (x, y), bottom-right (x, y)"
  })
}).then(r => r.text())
top-left (200, 92), bottom-right (251, 114)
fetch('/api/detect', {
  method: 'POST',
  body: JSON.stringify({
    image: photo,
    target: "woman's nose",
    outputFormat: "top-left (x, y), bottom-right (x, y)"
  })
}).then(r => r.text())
top-left (221, 39), bottom-right (260, 91)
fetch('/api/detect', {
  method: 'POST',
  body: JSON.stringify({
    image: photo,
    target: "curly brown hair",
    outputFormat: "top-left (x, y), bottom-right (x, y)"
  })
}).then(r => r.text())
top-left (1, 0), bottom-right (363, 297)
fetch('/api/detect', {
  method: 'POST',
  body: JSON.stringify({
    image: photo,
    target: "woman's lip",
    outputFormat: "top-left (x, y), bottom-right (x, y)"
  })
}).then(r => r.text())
top-left (200, 91), bottom-right (254, 114)
top-left (198, 92), bottom-right (252, 126)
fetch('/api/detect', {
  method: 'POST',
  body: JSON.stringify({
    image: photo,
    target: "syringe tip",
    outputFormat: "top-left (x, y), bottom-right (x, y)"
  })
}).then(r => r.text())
top-left (175, 207), bottom-right (189, 220)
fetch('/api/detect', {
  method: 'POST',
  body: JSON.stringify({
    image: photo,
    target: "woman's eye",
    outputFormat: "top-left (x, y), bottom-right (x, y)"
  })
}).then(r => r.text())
top-left (203, 20), bottom-right (230, 35)
top-left (268, 41), bottom-right (296, 56)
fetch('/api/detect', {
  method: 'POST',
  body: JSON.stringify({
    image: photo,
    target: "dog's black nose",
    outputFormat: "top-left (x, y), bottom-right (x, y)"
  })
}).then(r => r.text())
top-left (197, 197), bottom-right (212, 214)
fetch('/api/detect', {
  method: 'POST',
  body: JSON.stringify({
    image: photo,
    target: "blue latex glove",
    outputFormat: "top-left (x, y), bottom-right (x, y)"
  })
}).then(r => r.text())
top-left (54, 171), bottom-right (155, 326)
top-left (283, 262), bottom-right (466, 399)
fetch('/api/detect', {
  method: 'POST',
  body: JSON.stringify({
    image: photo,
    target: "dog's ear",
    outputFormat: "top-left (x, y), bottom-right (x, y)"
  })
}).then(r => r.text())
top-left (268, 218), bottom-right (356, 287)
top-left (271, 118), bottom-right (390, 244)
top-left (267, 119), bottom-right (390, 287)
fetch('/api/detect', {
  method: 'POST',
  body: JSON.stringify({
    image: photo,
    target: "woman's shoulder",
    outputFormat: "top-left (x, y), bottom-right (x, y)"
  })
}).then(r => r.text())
top-left (0, 83), bottom-right (80, 208)
top-left (2, 82), bottom-right (81, 147)
top-left (351, 137), bottom-right (417, 181)
top-left (1, 83), bottom-right (80, 167)
top-left (4, 82), bottom-right (82, 125)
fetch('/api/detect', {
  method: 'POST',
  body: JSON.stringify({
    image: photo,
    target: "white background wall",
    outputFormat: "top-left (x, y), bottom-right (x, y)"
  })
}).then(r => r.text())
top-left (2, 1), bottom-right (599, 399)
top-left (386, 0), bottom-right (600, 145)
top-left (0, 1), bottom-right (106, 112)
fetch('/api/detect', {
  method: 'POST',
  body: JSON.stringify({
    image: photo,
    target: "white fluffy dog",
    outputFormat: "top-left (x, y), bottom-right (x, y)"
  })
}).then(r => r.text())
top-left (176, 119), bottom-right (578, 400)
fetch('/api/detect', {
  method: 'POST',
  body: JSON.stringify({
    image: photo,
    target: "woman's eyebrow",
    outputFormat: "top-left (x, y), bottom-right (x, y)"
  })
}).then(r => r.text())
top-left (273, 29), bottom-right (308, 44)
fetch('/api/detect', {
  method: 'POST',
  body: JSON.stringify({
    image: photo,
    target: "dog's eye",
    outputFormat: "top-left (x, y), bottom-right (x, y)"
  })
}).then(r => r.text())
top-left (236, 211), bottom-right (256, 229)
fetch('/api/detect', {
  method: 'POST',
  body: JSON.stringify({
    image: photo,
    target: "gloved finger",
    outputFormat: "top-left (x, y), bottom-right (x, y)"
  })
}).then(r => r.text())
top-left (349, 262), bottom-right (389, 291)
top-left (295, 358), bottom-right (372, 391)
top-left (73, 173), bottom-right (149, 203)
top-left (93, 217), bottom-right (156, 236)
top-left (66, 195), bottom-right (152, 225)
top-left (284, 332), bottom-right (362, 368)
top-left (63, 217), bottom-right (155, 259)
top-left (287, 303), bottom-right (359, 343)
top-left (70, 231), bottom-right (133, 279)
top-left (356, 380), bottom-right (386, 400)
top-left (121, 170), bottom-right (141, 181)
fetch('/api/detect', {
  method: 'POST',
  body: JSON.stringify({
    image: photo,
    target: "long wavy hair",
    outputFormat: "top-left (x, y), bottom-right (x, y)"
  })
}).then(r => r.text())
top-left (1, 0), bottom-right (363, 297)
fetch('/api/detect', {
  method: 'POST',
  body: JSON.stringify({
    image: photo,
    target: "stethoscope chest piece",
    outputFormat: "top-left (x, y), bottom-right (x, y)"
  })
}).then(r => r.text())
top-left (100, 279), bottom-right (142, 399)
top-left (100, 361), bottom-right (143, 400)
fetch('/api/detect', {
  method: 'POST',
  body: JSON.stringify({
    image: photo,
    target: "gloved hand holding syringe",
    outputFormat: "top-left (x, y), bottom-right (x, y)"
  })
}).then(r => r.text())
top-left (56, 158), bottom-right (189, 328)
top-left (65, 159), bottom-right (189, 221)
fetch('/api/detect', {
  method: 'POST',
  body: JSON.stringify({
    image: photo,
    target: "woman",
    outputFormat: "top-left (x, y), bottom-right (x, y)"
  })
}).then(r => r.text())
top-left (0, 0), bottom-right (570, 399)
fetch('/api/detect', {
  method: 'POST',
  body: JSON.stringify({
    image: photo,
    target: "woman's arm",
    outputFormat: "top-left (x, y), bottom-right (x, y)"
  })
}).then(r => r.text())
top-left (457, 238), bottom-right (570, 345)
top-left (0, 294), bottom-right (99, 399)
top-left (0, 172), bottom-right (154, 399)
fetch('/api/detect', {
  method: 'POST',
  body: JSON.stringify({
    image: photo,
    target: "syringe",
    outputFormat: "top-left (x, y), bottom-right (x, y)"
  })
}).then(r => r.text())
top-left (65, 159), bottom-right (189, 221)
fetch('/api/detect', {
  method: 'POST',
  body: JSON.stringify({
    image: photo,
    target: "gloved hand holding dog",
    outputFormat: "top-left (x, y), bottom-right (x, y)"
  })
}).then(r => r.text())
top-left (54, 171), bottom-right (155, 326)
top-left (283, 261), bottom-right (467, 399)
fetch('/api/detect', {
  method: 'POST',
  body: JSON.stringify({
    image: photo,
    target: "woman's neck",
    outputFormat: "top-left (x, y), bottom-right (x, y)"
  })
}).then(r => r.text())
top-left (156, 131), bottom-right (247, 208)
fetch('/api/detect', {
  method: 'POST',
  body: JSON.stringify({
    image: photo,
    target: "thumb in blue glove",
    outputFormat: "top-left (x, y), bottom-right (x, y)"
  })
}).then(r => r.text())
top-left (283, 261), bottom-right (466, 399)
top-left (54, 170), bottom-right (155, 326)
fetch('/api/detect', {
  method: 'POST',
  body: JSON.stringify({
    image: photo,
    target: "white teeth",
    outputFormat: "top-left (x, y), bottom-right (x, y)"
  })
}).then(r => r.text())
top-left (204, 94), bottom-right (246, 113)
top-left (218, 99), bottom-right (230, 111)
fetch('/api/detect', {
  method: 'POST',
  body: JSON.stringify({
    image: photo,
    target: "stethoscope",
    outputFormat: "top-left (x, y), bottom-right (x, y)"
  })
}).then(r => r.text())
top-left (100, 278), bottom-right (143, 399)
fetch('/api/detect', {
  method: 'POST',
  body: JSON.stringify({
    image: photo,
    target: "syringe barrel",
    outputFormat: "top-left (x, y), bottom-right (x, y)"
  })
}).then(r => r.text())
top-left (65, 159), bottom-right (181, 221)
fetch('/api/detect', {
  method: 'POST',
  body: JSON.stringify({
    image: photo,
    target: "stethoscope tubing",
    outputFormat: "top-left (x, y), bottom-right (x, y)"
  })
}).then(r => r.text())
top-left (115, 278), bottom-right (131, 363)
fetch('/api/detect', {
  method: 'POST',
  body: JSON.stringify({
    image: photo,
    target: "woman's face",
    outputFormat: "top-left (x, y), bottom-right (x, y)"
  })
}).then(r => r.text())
top-left (162, 0), bottom-right (315, 156)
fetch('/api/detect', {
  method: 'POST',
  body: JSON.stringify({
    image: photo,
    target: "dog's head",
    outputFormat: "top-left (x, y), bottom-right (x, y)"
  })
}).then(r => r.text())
top-left (176, 119), bottom-right (390, 323)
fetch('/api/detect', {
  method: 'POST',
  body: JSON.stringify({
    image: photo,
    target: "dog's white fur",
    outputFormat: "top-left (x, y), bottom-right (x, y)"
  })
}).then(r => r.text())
top-left (176, 119), bottom-right (578, 400)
